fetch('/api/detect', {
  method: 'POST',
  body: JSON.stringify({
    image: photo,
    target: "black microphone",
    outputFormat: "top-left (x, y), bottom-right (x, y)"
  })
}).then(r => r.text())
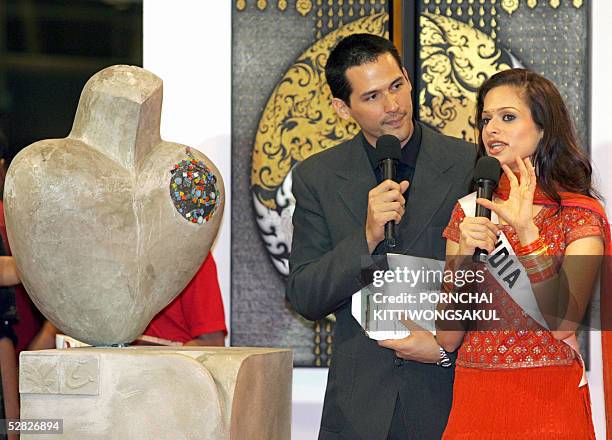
top-left (472, 156), bottom-right (502, 263)
top-left (376, 134), bottom-right (402, 249)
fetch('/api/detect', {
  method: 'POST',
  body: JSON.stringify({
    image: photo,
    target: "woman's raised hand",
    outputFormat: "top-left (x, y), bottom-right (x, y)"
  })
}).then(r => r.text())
top-left (476, 156), bottom-right (539, 244)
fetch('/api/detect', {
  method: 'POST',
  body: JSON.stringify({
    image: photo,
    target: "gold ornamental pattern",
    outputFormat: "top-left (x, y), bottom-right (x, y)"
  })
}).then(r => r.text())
top-left (251, 12), bottom-right (387, 210)
top-left (501, 0), bottom-right (520, 15)
top-left (498, 0), bottom-right (584, 14)
top-left (296, 0), bottom-right (313, 16)
top-left (419, 12), bottom-right (512, 142)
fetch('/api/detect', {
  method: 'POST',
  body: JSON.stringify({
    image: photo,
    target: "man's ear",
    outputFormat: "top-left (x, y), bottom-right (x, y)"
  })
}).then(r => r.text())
top-left (331, 97), bottom-right (351, 121)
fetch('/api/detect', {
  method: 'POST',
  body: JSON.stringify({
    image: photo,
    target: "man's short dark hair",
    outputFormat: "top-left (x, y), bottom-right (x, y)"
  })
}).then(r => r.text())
top-left (325, 33), bottom-right (403, 105)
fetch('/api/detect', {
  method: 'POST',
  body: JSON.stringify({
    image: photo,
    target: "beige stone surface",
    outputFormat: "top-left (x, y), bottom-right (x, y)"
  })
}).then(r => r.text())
top-left (20, 347), bottom-right (292, 440)
top-left (4, 65), bottom-right (224, 345)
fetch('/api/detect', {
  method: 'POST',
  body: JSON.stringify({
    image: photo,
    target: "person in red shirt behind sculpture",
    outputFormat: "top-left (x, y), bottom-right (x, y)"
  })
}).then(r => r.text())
top-left (141, 252), bottom-right (227, 346)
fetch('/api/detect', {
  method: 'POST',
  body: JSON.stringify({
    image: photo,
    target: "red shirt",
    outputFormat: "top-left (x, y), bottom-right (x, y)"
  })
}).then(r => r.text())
top-left (143, 253), bottom-right (227, 344)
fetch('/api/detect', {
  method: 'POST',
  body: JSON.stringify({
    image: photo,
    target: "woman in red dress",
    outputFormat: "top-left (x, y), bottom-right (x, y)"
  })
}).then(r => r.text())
top-left (437, 69), bottom-right (611, 439)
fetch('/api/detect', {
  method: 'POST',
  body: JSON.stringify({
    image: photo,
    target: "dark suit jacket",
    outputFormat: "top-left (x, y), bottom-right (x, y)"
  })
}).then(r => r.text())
top-left (287, 123), bottom-right (476, 440)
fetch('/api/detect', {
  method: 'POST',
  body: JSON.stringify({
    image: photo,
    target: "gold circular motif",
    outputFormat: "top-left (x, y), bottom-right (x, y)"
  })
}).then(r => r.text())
top-left (419, 12), bottom-right (512, 142)
top-left (250, 13), bottom-right (386, 276)
top-left (251, 13), bottom-right (387, 210)
top-left (251, 11), bottom-right (516, 276)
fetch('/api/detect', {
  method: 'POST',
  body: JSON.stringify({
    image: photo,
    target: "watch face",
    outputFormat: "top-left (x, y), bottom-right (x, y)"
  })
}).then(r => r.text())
top-left (438, 348), bottom-right (453, 368)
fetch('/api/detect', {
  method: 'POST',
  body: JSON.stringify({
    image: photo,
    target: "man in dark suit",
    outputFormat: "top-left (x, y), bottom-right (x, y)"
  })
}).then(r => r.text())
top-left (286, 34), bottom-right (476, 439)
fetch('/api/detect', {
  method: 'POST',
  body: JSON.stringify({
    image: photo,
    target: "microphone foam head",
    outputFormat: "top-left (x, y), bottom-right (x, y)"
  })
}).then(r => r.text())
top-left (474, 156), bottom-right (502, 185)
top-left (375, 134), bottom-right (402, 162)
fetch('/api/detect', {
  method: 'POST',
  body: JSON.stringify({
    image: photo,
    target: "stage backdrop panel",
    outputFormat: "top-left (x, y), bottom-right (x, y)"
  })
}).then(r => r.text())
top-left (232, 0), bottom-right (591, 368)
top-left (407, 0), bottom-right (591, 362)
top-left (414, 0), bottom-right (589, 150)
top-left (232, 0), bottom-right (388, 366)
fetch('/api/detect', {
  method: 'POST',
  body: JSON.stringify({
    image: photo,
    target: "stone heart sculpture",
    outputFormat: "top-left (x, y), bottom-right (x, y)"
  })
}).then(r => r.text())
top-left (4, 65), bottom-right (224, 345)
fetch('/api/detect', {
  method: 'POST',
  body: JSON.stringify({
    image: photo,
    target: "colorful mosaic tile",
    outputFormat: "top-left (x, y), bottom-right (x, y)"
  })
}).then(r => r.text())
top-left (170, 148), bottom-right (220, 225)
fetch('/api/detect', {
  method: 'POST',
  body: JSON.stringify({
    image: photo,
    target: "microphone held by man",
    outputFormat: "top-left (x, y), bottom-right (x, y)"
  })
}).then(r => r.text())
top-left (376, 134), bottom-right (403, 250)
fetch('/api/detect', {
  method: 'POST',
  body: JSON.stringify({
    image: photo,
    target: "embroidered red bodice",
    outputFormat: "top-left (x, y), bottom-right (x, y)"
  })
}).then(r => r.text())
top-left (443, 203), bottom-right (605, 369)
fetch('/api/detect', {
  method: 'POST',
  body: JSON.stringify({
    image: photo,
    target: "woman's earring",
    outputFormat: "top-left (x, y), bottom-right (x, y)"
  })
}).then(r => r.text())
top-left (531, 155), bottom-right (539, 176)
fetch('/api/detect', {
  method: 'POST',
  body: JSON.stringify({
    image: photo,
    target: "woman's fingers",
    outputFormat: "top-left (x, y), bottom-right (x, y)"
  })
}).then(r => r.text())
top-left (465, 236), bottom-right (496, 253)
top-left (475, 197), bottom-right (494, 211)
top-left (461, 216), bottom-right (500, 234)
top-left (525, 158), bottom-right (537, 193)
top-left (459, 217), bottom-right (500, 252)
top-left (516, 155), bottom-right (530, 188)
top-left (475, 197), bottom-right (512, 225)
top-left (467, 230), bottom-right (497, 244)
top-left (502, 163), bottom-right (518, 188)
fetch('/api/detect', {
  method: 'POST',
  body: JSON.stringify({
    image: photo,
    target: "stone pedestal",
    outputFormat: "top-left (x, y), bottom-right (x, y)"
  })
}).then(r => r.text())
top-left (19, 347), bottom-right (292, 439)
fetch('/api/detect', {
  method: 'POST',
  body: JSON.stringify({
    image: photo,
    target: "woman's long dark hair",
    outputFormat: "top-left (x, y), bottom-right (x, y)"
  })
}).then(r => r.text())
top-left (476, 68), bottom-right (599, 204)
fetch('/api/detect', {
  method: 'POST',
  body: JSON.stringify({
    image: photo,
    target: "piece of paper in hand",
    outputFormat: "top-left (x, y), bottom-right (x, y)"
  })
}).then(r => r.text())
top-left (352, 253), bottom-right (444, 340)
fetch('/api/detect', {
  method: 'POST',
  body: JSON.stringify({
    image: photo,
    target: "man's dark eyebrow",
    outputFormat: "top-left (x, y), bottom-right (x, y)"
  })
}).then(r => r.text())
top-left (359, 76), bottom-right (404, 99)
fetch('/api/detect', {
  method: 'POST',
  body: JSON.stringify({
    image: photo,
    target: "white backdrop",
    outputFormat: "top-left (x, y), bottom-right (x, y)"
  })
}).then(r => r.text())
top-left (142, 0), bottom-right (232, 338)
top-left (143, 1), bottom-right (611, 438)
top-left (588, 2), bottom-right (612, 439)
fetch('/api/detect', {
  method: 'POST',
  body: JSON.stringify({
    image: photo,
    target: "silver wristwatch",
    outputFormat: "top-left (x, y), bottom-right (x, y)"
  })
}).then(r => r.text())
top-left (437, 346), bottom-right (452, 368)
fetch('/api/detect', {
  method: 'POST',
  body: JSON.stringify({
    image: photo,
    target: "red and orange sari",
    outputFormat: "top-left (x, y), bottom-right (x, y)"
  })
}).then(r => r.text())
top-left (441, 178), bottom-right (611, 439)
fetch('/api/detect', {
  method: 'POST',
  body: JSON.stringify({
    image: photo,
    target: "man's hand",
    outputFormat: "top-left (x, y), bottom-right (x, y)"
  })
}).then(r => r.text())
top-left (365, 179), bottom-right (410, 253)
top-left (377, 330), bottom-right (441, 363)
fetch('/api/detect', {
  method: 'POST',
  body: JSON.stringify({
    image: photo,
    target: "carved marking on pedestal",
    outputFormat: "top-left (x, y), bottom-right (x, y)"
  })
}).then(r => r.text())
top-left (59, 355), bottom-right (100, 395)
top-left (19, 356), bottom-right (59, 394)
top-left (64, 361), bottom-right (95, 388)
